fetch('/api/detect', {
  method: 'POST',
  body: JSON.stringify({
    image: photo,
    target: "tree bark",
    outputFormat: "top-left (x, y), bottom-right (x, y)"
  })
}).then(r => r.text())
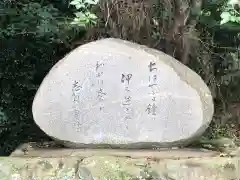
top-left (165, 0), bottom-right (203, 65)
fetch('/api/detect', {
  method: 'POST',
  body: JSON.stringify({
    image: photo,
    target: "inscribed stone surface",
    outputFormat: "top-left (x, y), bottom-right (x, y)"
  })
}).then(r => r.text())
top-left (32, 38), bottom-right (214, 148)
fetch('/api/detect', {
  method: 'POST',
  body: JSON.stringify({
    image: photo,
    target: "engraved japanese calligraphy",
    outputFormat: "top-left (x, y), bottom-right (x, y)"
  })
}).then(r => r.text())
top-left (95, 61), bottom-right (107, 111)
top-left (71, 80), bottom-right (82, 125)
top-left (72, 80), bottom-right (82, 103)
top-left (121, 73), bottom-right (133, 120)
top-left (121, 74), bottom-right (132, 85)
top-left (146, 61), bottom-right (158, 116)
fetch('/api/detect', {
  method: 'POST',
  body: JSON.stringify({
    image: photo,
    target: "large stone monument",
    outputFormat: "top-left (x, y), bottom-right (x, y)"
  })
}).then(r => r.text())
top-left (32, 38), bottom-right (214, 148)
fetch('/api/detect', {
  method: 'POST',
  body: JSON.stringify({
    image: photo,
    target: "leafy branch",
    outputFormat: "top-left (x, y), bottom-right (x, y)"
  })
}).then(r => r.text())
top-left (220, 0), bottom-right (240, 25)
top-left (70, 0), bottom-right (99, 27)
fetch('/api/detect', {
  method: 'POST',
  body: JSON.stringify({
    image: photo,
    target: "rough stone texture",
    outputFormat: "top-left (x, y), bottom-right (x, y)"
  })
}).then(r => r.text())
top-left (32, 38), bottom-right (214, 148)
top-left (10, 143), bottom-right (220, 158)
top-left (2, 153), bottom-right (240, 179)
top-left (6, 142), bottom-right (240, 179)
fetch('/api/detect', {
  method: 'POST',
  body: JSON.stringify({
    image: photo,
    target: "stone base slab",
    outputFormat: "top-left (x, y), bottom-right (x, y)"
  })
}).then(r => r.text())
top-left (4, 142), bottom-right (239, 179)
top-left (10, 142), bottom-right (220, 159)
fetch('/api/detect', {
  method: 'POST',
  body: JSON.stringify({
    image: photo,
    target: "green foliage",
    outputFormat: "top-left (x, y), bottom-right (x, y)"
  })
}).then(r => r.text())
top-left (1, 2), bottom-right (58, 36)
top-left (70, 0), bottom-right (99, 27)
top-left (220, 0), bottom-right (240, 25)
top-left (199, 0), bottom-right (240, 99)
top-left (200, 0), bottom-right (240, 30)
top-left (0, 0), bottom-right (87, 155)
top-left (0, 108), bottom-right (8, 133)
top-left (0, 1), bottom-right (89, 43)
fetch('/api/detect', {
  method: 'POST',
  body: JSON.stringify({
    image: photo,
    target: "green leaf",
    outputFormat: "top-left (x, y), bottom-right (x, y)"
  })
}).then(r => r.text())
top-left (88, 13), bottom-right (97, 19)
top-left (230, 16), bottom-right (237, 22)
top-left (75, 3), bottom-right (85, 9)
top-left (220, 12), bottom-right (231, 24)
top-left (220, 18), bottom-right (229, 25)
top-left (38, 11), bottom-right (53, 19)
top-left (70, 0), bottom-right (80, 5)
top-left (29, 2), bottom-right (41, 9)
top-left (70, 20), bottom-right (87, 27)
top-left (220, 11), bottom-right (231, 19)
top-left (85, 0), bottom-right (99, 5)
top-left (75, 12), bottom-right (85, 18)
top-left (228, 0), bottom-right (239, 5)
top-left (237, 17), bottom-right (240, 23)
